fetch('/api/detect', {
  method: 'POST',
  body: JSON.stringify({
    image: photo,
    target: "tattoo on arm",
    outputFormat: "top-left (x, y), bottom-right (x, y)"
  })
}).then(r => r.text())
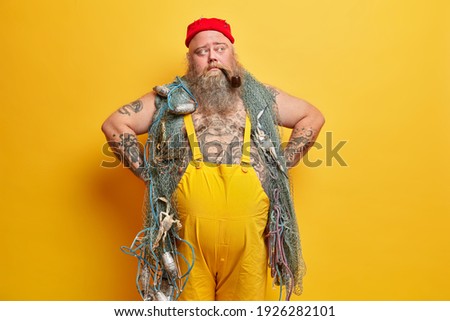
top-left (108, 133), bottom-right (147, 180)
top-left (118, 100), bottom-right (143, 116)
top-left (284, 127), bottom-right (315, 168)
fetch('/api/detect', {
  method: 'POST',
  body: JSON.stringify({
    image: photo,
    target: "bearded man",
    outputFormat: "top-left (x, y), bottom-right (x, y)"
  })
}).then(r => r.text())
top-left (102, 18), bottom-right (324, 301)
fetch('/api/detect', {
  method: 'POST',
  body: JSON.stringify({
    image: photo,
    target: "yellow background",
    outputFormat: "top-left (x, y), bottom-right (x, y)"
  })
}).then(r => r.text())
top-left (1, 0), bottom-right (449, 300)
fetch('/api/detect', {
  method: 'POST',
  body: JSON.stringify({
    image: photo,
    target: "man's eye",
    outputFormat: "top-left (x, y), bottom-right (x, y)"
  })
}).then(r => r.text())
top-left (196, 49), bottom-right (208, 56)
top-left (216, 46), bottom-right (226, 53)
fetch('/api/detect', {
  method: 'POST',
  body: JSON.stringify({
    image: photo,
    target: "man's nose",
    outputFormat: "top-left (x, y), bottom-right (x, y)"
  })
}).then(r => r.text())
top-left (208, 51), bottom-right (218, 63)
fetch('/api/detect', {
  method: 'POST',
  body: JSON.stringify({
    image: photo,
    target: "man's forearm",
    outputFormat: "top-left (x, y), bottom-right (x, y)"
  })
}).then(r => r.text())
top-left (108, 132), bottom-right (147, 181)
top-left (284, 125), bottom-right (316, 168)
top-left (284, 114), bottom-right (324, 168)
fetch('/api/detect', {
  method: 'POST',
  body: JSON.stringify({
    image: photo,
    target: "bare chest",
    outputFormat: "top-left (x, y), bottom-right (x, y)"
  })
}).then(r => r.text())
top-left (189, 109), bottom-right (246, 164)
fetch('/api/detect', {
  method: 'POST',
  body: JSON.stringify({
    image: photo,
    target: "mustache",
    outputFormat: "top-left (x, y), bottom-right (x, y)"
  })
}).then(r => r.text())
top-left (203, 62), bottom-right (226, 75)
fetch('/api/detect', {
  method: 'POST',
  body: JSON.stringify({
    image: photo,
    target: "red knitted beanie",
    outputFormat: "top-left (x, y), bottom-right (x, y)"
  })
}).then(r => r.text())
top-left (185, 18), bottom-right (234, 47)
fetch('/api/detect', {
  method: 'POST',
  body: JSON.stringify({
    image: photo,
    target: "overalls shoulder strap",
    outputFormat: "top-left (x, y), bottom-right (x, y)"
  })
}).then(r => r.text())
top-left (183, 113), bottom-right (252, 171)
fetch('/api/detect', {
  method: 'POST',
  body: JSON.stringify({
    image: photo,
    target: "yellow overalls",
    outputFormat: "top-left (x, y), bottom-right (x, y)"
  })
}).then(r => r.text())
top-left (176, 113), bottom-right (270, 300)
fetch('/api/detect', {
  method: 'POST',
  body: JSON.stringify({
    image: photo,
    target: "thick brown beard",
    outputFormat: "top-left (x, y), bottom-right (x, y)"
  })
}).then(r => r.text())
top-left (185, 57), bottom-right (244, 116)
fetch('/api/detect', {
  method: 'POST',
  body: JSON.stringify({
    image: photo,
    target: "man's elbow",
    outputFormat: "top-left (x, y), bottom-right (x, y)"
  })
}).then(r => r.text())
top-left (101, 117), bottom-right (120, 140)
top-left (101, 119), bottom-right (112, 136)
top-left (308, 105), bottom-right (325, 131)
top-left (316, 110), bottom-right (325, 129)
top-left (101, 120), bottom-right (108, 135)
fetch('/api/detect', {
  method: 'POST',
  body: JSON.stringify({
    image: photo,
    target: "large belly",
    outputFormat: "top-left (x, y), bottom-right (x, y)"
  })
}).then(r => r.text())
top-left (176, 162), bottom-right (270, 254)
